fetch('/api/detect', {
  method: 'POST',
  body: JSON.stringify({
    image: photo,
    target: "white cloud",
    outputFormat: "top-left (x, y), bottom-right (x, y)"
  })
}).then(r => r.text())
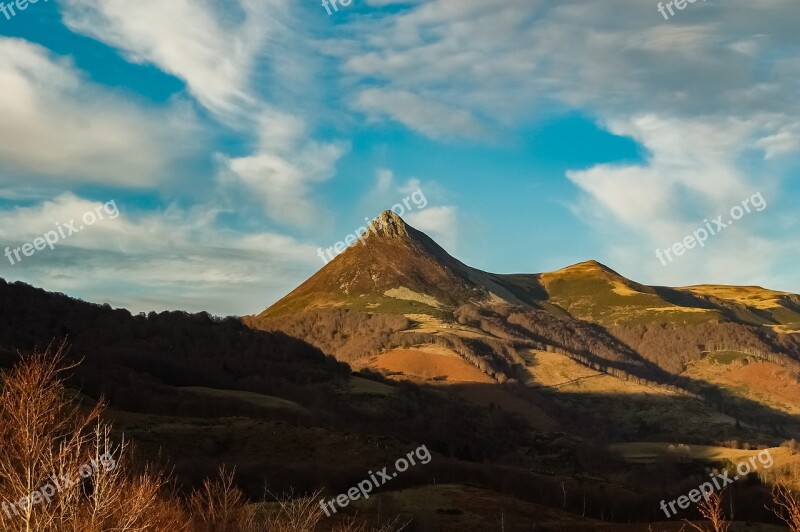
top-left (361, 169), bottom-right (409, 210)
top-left (0, 38), bottom-right (198, 188)
top-left (406, 206), bottom-right (458, 253)
top-left (59, 0), bottom-right (287, 121)
top-left (567, 115), bottom-right (786, 287)
top-left (355, 89), bottom-right (486, 140)
top-left (758, 122), bottom-right (800, 160)
top-left (59, 0), bottom-right (351, 228)
top-left (336, 0), bottom-right (799, 289)
top-left (567, 115), bottom-right (756, 238)
top-left (218, 110), bottom-right (349, 227)
top-left (375, 169), bottom-right (395, 195)
top-left (340, 0), bottom-right (799, 147)
top-left (0, 193), bottom-right (321, 315)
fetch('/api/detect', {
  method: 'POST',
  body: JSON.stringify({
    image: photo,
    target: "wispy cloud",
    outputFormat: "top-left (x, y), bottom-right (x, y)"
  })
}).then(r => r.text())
top-left (60, 0), bottom-right (347, 227)
top-left (59, 0), bottom-right (284, 121)
top-left (0, 193), bottom-right (321, 315)
top-left (0, 38), bottom-right (199, 188)
top-left (355, 89), bottom-right (486, 140)
top-left (218, 110), bottom-right (349, 227)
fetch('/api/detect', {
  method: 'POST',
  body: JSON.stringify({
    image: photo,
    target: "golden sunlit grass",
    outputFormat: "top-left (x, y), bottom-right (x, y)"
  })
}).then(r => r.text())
top-left (526, 351), bottom-right (674, 395)
top-left (683, 285), bottom-right (791, 310)
top-left (683, 357), bottom-right (800, 415)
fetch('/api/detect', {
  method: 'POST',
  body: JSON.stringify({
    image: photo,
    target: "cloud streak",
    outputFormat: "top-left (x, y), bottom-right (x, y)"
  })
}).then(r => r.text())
top-left (0, 38), bottom-right (199, 188)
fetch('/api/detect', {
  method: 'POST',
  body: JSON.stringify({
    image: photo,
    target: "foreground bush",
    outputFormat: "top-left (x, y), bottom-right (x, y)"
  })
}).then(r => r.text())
top-left (772, 483), bottom-right (800, 532)
top-left (0, 345), bottom-right (406, 532)
top-left (0, 344), bottom-right (186, 531)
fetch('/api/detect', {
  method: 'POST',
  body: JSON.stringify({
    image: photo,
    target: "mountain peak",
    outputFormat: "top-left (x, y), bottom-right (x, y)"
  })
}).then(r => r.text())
top-left (260, 210), bottom-right (483, 317)
top-left (557, 260), bottom-right (620, 276)
top-left (364, 210), bottom-right (411, 240)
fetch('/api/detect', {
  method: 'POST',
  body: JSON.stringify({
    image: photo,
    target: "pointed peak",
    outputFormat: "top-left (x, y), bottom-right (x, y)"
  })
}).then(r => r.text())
top-left (556, 260), bottom-right (621, 276)
top-left (365, 210), bottom-right (411, 240)
top-left (577, 260), bottom-right (610, 269)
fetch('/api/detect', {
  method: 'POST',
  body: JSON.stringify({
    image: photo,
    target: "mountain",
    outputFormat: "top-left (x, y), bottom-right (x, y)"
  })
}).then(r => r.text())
top-left (528, 260), bottom-right (800, 329)
top-left (252, 211), bottom-right (800, 369)
top-left (259, 211), bottom-right (800, 330)
top-left (249, 211), bottom-right (800, 437)
top-left (249, 211), bottom-right (669, 383)
top-left (263, 210), bottom-right (541, 318)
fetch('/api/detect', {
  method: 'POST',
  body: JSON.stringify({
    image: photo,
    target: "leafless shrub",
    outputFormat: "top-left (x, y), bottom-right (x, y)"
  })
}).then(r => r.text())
top-left (263, 489), bottom-right (327, 532)
top-left (332, 515), bottom-right (409, 532)
top-left (684, 490), bottom-right (730, 532)
top-left (770, 483), bottom-right (800, 532)
top-left (188, 466), bottom-right (258, 531)
top-left (0, 343), bottom-right (187, 532)
top-left (0, 343), bottom-right (409, 532)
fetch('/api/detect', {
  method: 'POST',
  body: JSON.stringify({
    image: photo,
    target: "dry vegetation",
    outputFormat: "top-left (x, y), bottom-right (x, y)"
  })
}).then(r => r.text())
top-left (685, 491), bottom-right (730, 532)
top-left (357, 346), bottom-right (496, 384)
top-left (771, 483), bottom-right (800, 531)
top-left (0, 344), bottom-right (185, 532)
top-left (0, 344), bottom-right (406, 532)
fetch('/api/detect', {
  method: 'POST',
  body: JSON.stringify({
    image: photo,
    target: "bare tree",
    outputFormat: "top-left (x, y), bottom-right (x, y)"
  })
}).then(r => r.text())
top-left (0, 344), bottom-right (186, 532)
top-left (770, 483), bottom-right (800, 532)
top-left (188, 466), bottom-right (258, 531)
top-left (684, 490), bottom-right (730, 532)
top-left (0, 344), bottom-right (411, 532)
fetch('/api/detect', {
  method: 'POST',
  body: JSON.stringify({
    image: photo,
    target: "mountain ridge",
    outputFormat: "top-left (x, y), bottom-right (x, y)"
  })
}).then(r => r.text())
top-left (251, 211), bottom-right (800, 389)
top-left (261, 210), bottom-right (800, 329)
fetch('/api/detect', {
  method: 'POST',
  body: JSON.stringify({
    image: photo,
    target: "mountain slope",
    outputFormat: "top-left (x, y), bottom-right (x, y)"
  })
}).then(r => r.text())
top-left (264, 210), bottom-right (548, 319)
top-left (264, 211), bottom-right (488, 318)
top-left (252, 214), bottom-right (674, 386)
top-left (261, 213), bottom-right (800, 331)
top-left (682, 284), bottom-right (800, 329)
top-left (2, 248), bottom-right (797, 527)
top-left (0, 277), bottom-right (538, 494)
top-left (503, 260), bottom-right (800, 329)
top-left (251, 211), bottom-right (800, 405)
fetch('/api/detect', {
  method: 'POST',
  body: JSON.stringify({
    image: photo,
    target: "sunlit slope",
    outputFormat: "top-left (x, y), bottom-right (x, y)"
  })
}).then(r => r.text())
top-left (260, 211), bottom-right (494, 319)
top-left (525, 261), bottom-right (800, 328)
top-left (683, 284), bottom-right (800, 329)
top-left (531, 261), bottom-right (723, 326)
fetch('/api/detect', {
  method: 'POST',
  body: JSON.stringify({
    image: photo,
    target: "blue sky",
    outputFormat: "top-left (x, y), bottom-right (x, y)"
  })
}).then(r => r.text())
top-left (0, 0), bottom-right (798, 315)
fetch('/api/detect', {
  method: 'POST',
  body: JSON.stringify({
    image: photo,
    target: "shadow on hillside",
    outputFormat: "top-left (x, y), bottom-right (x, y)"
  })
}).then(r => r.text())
top-left (0, 278), bottom-right (795, 529)
top-left (444, 380), bottom-right (800, 444)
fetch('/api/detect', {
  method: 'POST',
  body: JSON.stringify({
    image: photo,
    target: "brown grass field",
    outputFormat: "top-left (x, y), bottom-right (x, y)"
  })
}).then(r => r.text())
top-left (684, 358), bottom-right (800, 415)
